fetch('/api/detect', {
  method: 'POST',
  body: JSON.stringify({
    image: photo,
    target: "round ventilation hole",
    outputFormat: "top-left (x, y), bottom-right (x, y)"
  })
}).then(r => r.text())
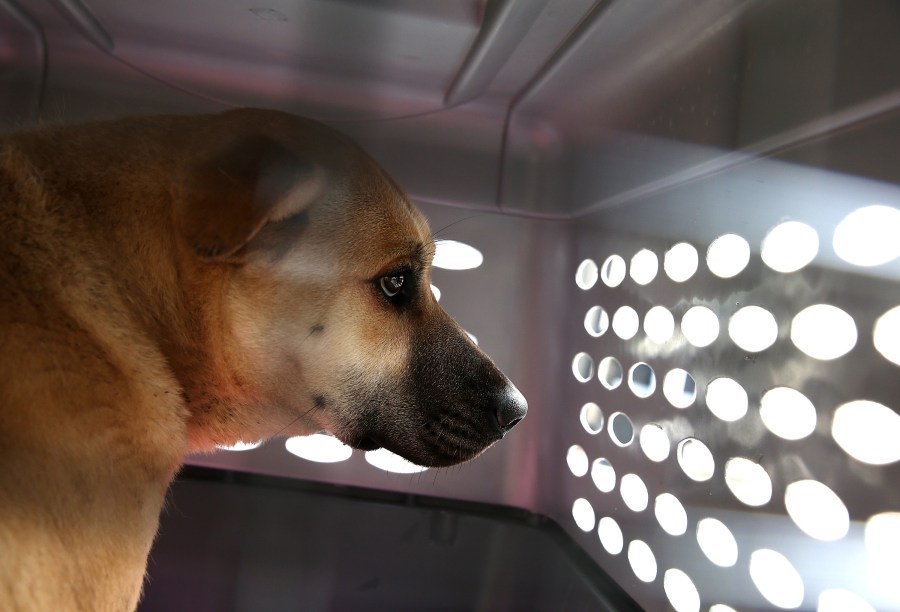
top-left (696, 518), bottom-right (738, 567)
top-left (663, 569), bottom-right (700, 612)
top-left (818, 589), bottom-right (876, 612)
top-left (630, 249), bottom-right (659, 285)
top-left (621, 473), bottom-right (649, 512)
top-left (566, 445), bottom-right (589, 477)
top-left (663, 369), bottom-right (697, 409)
top-left (628, 540), bottom-right (658, 583)
top-left (576, 258), bottom-right (599, 289)
top-left (580, 402), bottom-right (604, 434)
top-left (572, 352), bottom-right (594, 382)
top-left (791, 304), bottom-right (857, 360)
top-left (749, 549), bottom-right (805, 609)
top-left (433, 240), bottom-right (483, 270)
top-left (217, 440), bottom-right (262, 452)
top-left (759, 387), bottom-right (817, 441)
top-left (598, 517), bottom-right (624, 554)
top-left (591, 458), bottom-right (616, 493)
top-left (833, 204), bottom-right (900, 267)
top-left (597, 356), bottom-right (624, 390)
top-left (601, 254), bottom-right (627, 287)
top-left (664, 242), bottom-right (699, 282)
top-left (572, 498), bottom-right (596, 532)
top-left (761, 221), bottom-right (819, 273)
top-left (865, 512), bottom-right (900, 582)
top-left (609, 413), bottom-right (635, 447)
top-left (644, 305), bottom-right (675, 343)
top-left (654, 493), bottom-right (688, 536)
top-left (584, 306), bottom-right (610, 337)
top-left (784, 480), bottom-right (849, 541)
top-left (677, 438), bottom-right (715, 482)
top-left (430, 284), bottom-right (441, 301)
top-left (725, 457), bottom-right (772, 506)
top-left (285, 434), bottom-right (352, 463)
top-left (628, 362), bottom-right (657, 398)
top-left (832, 400), bottom-right (900, 465)
top-left (874, 305), bottom-right (900, 366)
top-left (728, 305), bottom-right (778, 352)
top-left (365, 448), bottom-right (428, 474)
top-left (710, 606), bottom-right (738, 612)
top-left (707, 233), bottom-right (750, 278)
top-left (639, 424), bottom-right (671, 462)
top-left (681, 306), bottom-right (720, 348)
top-left (612, 306), bottom-right (640, 340)
top-left (705, 377), bottom-right (748, 422)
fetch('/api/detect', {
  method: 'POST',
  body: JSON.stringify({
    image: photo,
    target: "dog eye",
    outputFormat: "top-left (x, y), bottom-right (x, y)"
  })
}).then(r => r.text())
top-left (379, 275), bottom-right (405, 298)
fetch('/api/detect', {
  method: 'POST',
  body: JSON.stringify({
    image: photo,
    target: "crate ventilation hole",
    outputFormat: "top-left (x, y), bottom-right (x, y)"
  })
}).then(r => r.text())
top-left (571, 210), bottom-right (900, 612)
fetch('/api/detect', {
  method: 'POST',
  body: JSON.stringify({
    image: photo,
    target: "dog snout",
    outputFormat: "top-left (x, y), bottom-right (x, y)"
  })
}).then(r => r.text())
top-left (494, 383), bottom-right (527, 434)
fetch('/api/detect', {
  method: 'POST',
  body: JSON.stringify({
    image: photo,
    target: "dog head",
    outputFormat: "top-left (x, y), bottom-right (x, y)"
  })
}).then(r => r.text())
top-left (177, 109), bottom-right (526, 467)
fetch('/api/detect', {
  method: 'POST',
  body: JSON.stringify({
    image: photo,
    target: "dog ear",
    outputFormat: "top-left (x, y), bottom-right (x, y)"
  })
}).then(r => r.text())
top-left (179, 134), bottom-right (325, 260)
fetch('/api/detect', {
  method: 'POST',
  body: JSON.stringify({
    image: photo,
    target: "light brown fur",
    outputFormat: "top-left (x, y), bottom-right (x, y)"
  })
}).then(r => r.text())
top-left (0, 109), bottom-right (525, 610)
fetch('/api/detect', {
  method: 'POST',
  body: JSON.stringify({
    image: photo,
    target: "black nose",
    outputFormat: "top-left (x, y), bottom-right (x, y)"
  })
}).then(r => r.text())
top-left (495, 384), bottom-right (528, 434)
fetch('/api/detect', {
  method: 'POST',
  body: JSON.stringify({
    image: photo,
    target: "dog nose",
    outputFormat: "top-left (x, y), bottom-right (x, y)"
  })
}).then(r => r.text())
top-left (495, 384), bottom-right (528, 434)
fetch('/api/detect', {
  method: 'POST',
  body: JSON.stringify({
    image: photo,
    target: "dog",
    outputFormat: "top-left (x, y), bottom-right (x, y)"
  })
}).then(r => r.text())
top-left (0, 108), bottom-right (527, 611)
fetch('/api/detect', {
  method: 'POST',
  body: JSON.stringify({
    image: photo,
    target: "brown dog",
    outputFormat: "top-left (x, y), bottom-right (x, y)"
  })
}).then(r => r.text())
top-left (0, 108), bottom-right (526, 611)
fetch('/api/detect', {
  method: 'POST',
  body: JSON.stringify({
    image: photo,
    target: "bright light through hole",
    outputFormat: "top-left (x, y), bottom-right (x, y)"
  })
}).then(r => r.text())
top-left (677, 438), bottom-right (714, 481)
top-left (576, 258), bottom-right (598, 289)
top-left (598, 517), bottom-right (624, 554)
top-left (874, 305), bottom-right (900, 366)
top-left (725, 457), bottom-right (772, 506)
top-left (433, 240), bottom-right (483, 270)
top-left (762, 221), bottom-right (819, 273)
top-left (665, 242), bottom-right (699, 282)
top-left (791, 304), bottom-right (857, 360)
top-left (621, 473), bottom-right (649, 512)
top-left (832, 400), bottom-right (900, 465)
top-left (697, 518), bottom-right (738, 567)
top-left (707, 233), bottom-right (750, 278)
top-left (285, 434), bottom-right (352, 463)
top-left (865, 512), bottom-right (900, 580)
top-left (750, 549), bottom-right (805, 609)
top-left (580, 402), bottom-right (604, 434)
top-left (365, 448), bottom-right (428, 473)
top-left (217, 440), bottom-right (262, 452)
top-left (710, 606), bottom-right (738, 612)
top-left (729, 306), bottom-right (778, 352)
top-left (785, 480), bottom-right (849, 541)
top-left (613, 306), bottom-right (640, 340)
top-left (572, 498), bottom-right (596, 532)
top-left (664, 569), bottom-right (700, 612)
top-left (681, 306), bottom-right (720, 348)
top-left (654, 493), bottom-right (687, 536)
top-left (566, 445), bottom-right (589, 477)
top-left (644, 306), bottom-right (675, 343)
top-left (663, 369), bottom-right (696, 409)
top-left (628, 362), bottom-right (656, 398)
top-left (759, 387), bottom-right (817, 441)
top-left (610, 412), bottom-right (635, 447)
top-left (572, 352), bottom-right (594, 382)
top-left (640, 424), bottom-right (670, 462)
top-left (430, 284), bottom-right (441, 301)
top-left (630, 249), bottom-right (659, 285)
top-left (591, 458), bottom-right (616, 493)
top-left (601, 255), bottom-right (627, 287)
top-left (598, 356), bottom-right (624, 390)
top-left (585, 306), bottom-right (610, 337)
top-left (833, 204), bottom-right (900, 267)
top-left (705, 377), bottom-right (748, 422)
top-left (628, 540), bottom-right (657, 583)
top-left (818, 589), bottom-right (876, 612)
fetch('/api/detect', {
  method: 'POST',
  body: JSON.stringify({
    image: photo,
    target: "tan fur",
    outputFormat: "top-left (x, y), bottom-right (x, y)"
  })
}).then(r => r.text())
top-left (0, 109), bottom-right (525, 610)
